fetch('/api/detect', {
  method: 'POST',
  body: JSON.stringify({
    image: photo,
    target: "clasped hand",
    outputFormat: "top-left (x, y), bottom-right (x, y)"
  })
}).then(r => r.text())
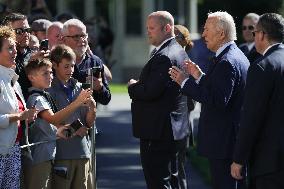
top-left (169, 60), bottom-right (203, 85)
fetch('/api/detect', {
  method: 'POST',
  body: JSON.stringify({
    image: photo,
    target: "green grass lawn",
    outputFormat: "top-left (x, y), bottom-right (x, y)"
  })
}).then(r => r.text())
top-left (109, 84), bottom-right (128, 93)
top-left (189, 146), bottom-right (211, 185)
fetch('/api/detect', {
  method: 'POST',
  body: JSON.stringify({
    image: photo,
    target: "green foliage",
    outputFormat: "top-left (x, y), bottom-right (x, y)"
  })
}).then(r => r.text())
top-left (109, 84), bottom-right (128, 93)
top-left (189, 146), bottom-right (212, 184)
top-left (198, 0), bottom-right (283, 43)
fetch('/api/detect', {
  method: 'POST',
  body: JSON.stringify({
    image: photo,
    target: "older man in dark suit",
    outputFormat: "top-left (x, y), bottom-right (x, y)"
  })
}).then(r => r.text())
top-left (128, 11), bottom-right (190, 189)
top-left (169, 11), bottom-right (249, 189)
top-left (231, 13), bottom-right (284, 189)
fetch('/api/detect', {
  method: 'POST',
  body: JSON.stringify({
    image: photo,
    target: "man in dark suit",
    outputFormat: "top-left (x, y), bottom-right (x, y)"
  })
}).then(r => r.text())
top-left (128, 11), bottom-right (190, 189)
top-left (169, 11), bottom-right (249, 189)
top-left (231, 13), bottom-right (284, 189)
top-left (239, 13), bottom-right (262, 64)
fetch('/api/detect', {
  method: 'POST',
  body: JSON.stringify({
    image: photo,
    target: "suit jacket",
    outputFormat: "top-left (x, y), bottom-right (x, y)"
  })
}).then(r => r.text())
top-left (182, 43), bottom-right (250, 159)
top-left (239, 43), bottom-right (262, 65)
top-left (128, 38), bottom-right (190, 141)
top-left (233, 44), bottom-right (284, 177)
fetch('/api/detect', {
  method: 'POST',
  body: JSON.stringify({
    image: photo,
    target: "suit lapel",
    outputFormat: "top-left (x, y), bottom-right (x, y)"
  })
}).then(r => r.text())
top-left (206, 44), bottom-right (233, 76)
top-left (264, 43), bottom-right (283, 57)
top-left (148, 38), bottom-right (174, 61)
top-left (140, 39), bottom-right (175, 81)
top-left (254, 44), bottom-right (283, 64)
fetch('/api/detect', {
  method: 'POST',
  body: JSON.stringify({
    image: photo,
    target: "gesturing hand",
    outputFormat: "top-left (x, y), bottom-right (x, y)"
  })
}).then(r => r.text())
top-left (169, 66), bottom-right (187, 86)
top-left (184, 60), bottom-right (203, 80)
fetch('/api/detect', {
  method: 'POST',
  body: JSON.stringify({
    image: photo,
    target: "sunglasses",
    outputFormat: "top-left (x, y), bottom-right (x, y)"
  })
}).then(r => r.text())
top-left (242, 25), bottom-right (254, 31)
top-left (64, 34), bottom-right (88, 41)
top-left (14, 28), bottom-right (32, 35)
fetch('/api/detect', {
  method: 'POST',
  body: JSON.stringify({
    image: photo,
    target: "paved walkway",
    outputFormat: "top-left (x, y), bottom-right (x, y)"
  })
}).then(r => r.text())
top-left (96, 94), bottom-right (211, 189)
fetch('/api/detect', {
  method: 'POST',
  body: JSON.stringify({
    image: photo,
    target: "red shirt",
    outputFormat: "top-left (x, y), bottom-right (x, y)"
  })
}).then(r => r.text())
top-left (15, 92), bottom-right (24, 143)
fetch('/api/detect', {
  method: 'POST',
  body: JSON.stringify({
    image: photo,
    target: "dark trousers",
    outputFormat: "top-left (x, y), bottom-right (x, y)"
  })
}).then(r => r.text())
top-left (253, 169), bottom-right (284, 189)
top-left (208, 158), bottom-right (246, 189)
top-left (170, 137), bottom-right (189, 189)
top-left (140, 139), bottom-right (177, 189)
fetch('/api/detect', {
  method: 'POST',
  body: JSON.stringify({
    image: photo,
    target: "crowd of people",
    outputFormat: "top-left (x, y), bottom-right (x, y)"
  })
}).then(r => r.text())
top-left (128, 10), bottom-right (284, 189)
top-left (0, 11), bottom-right (111, 189)
top-left (0, 3), bottom-right (284, 189)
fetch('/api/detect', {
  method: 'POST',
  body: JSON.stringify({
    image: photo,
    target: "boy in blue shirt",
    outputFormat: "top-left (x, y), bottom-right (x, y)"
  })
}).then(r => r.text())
top-left (48, 44), bottom-right (96, 189)
top-left (24, 58), bottom-right (92, 189)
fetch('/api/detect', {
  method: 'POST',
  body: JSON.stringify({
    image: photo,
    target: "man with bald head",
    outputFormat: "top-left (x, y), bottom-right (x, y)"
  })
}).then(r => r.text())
top-left (128, 11), bottom-right (190, 188)
top-left (47, 21), bottom-right (63, 49)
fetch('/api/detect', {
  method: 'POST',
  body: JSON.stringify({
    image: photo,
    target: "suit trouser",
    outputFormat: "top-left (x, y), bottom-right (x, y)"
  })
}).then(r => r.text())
top-left (140, 139), bottom-right (177, 189)
top-left (208, 158), bottom-right (246, 189)
top-left (253, 169), bottom-right (284, 189)
top-left (170, 136), bottom-right (189, 189)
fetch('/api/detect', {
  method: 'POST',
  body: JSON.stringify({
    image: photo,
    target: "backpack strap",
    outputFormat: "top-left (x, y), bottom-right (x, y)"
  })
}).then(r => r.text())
top-left (29, 90), bottom-right (58, 113)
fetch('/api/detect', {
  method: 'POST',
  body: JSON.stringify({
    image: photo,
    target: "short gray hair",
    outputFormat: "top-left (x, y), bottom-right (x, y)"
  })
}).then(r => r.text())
top-left (208, 11), bottom-right (237, 41)
top-left (47, 22), bottom-right (63, 33)
top-left (62, 19), bottom-right (86, 36)
top-left (243, 13), bottom-right (259, 23)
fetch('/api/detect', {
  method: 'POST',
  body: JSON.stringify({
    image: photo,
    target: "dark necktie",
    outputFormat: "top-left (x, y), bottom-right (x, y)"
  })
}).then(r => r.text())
top-left (207, 56), bottom-right (218, 75)
top-left (210, 56), bottom-right (217, 64)
top-left (150, 48), bottom-right (157, 57)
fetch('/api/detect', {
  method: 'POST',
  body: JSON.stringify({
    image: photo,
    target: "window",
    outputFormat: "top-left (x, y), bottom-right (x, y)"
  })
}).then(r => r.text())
top-left (126, 0), bottom-right (142, 35)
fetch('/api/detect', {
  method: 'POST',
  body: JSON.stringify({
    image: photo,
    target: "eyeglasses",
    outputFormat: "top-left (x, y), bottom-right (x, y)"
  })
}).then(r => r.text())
top-left (242, 25), bottom-right (254, 31)
top-left (14, 28), bottom-right (32, 35)
top-left (30, 46), bottom-right (39, 53)
top-left (64, 34), bottom-right (88, 41)
top-left (252, 30), bottom-right (266, 37)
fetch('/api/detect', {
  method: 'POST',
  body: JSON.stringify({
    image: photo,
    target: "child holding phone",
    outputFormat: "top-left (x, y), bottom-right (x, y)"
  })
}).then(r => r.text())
top-left (48, 45), bottom-right (96, 189)
top-left (24, 58), bottom-right (92, 189)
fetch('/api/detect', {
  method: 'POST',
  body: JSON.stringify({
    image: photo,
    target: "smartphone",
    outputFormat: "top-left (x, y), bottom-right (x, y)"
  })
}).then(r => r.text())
top-left (81, 83), bottom-right (91, 90)
top-left (40, 39), bottom-right (49, 51)
top-left (70, 119), bottom-right (83, 132)
top-left (92, 66), bottom-right (101, 78)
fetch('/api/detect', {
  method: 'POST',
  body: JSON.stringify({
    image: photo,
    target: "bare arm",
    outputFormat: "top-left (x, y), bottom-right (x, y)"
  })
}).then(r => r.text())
top-left (39, 89), bottom-right (92, 127)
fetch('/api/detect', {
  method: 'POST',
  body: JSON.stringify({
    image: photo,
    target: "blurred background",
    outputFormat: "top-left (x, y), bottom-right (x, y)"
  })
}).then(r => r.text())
top-left (0, 0), bottom-right (283, 83)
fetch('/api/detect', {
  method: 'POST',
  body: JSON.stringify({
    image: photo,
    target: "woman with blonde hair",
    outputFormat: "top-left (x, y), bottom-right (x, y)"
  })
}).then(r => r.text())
top-left (172, 24), bottom-right (195, 189)
top-left (174, 25), bottom-right (194, 53)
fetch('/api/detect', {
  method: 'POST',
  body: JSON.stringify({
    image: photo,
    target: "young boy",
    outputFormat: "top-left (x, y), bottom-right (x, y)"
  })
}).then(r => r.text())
top-left (24, 58), bottom-right (92, 189)
top-left (48, 44), bottom-right (96, 188)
